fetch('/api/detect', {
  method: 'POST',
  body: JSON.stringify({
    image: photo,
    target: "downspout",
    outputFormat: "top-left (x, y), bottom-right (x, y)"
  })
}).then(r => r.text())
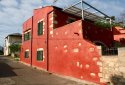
top-left (46, 8), bottom-right (54, 71)
top-left (31, 16), bottom-right (34, 66)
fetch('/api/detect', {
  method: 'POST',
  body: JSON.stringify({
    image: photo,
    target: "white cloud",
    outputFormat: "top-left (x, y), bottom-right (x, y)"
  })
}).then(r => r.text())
top-left (0, 0), bottom-right (18, 7)
top-left (87, 0), bottom-right (124, 16)
top-left (0, 0), bottom-right (42, 46)
top-left (0, 0), bottom-right (124, 46)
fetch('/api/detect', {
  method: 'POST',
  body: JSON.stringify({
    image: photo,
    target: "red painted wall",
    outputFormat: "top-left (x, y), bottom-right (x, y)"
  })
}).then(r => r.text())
top-left (82, 21), bottom-right (113, 47)
top-left (49, 20), bottom-right (101, 83)
top-left (21, 6), bottom-right (116, 84)
top-left (20, 17), bottom-right (32, 64)
top-left (113, 27), bottom-right (125, 46)
top-left (31, 6), bottom-right (54, 69)
top-left (54, 8), bottom-right (80, 28)
top-left (31, 6), bottom-right (81, 70)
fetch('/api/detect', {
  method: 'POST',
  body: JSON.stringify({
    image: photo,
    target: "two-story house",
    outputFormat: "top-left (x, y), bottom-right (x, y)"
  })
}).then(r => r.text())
top-left (4, 33), bottom-right (22, 56)
top-left (20, 1), bottom-right (125, 85)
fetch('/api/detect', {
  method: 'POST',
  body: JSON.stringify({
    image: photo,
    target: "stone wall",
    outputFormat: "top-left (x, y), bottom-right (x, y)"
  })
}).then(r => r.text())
top-left (99, 56), bottom-right (119, 83)
top-left (97, 46), bottom-right (125, 83)
top-left (118, 47), bottom-right (125, 77)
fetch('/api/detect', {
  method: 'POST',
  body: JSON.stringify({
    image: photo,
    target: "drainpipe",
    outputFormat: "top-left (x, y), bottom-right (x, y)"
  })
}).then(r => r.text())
top-left (31, 16), bottom-right (34, 66)
top-left (46, 8), bottom-right (54, 71)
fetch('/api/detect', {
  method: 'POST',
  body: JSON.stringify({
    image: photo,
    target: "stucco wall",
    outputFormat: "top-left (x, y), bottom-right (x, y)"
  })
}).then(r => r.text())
top-left (49, 20), bottom-right (101, 84)
top-left (4, 38), bottom-right (10, 55)
top-left (20, 6), bottom-right (124, 85)
top-left (20, 17), bottom-right (32, 64)
top-left (4, 35), bottom-right (22, 56)
top-left (82, 21), bottom-right (113, 47)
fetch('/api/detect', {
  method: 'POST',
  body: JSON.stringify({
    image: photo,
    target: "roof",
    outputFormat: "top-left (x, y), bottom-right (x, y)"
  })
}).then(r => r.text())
top-left (54, 0), bottom-right (111, 22)
top-left (6, 33), bottom-right (22, 38)
top-left (8, 33), bottom-right (22, 36)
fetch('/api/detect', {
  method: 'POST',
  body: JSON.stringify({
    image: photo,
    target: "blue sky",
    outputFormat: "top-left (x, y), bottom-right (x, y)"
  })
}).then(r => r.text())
top-left (0, 0), bottom-right (124, 46)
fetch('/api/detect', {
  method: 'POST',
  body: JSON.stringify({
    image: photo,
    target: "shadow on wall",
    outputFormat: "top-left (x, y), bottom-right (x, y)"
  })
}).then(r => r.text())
top-left (0, 62), bottom-right (17, 78)
top-left (110, 75), bottom-right (125, 85)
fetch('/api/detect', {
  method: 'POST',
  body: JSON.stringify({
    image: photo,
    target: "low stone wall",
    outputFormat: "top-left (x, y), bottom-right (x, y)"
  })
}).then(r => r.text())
top-left (99, 56), bottom-right (119, 83)
top-left (118, 48), bottom-right (125, 77)
top-left (97, 46), bottom-right (125, 83)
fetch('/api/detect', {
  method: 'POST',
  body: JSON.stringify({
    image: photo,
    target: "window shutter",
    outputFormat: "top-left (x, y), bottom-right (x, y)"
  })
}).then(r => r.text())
top-left (38, 21), bottom-right (43, 35)
top-left (37, 50), bottom-right (43, 61)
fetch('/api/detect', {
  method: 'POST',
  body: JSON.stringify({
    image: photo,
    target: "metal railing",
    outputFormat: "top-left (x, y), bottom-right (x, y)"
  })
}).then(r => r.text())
top-left (102, 47), bottom-right (118, 56)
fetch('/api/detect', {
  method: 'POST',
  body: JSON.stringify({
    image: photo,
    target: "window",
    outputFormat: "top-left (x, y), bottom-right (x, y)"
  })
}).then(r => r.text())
top-left (24, 50), bottom-right (29, 58)
top-left (66, 17), bottom-right (76, 24)
top-left (24, 34), bottom-right (26, 41)
top-left (24, 30), bottom-right (31, 41)
top-left (37, 50), bottom-right (43, 61)
top-left (27, 32), bottom-right (30, 40)
top-left (38, 21), bottom-right (43, 35)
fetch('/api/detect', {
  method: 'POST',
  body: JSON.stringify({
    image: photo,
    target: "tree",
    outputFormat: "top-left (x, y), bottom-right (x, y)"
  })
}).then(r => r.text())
top-left (116, 10), bottom-right (125, 27)
top-left (111, 16), bottom-right (115, 20)
top-left (94, 19), bottom-right (124, 29)
top-left (9, 44), bottom-right (21, 57)
top-left (94, 19), bottom-right (112, 30)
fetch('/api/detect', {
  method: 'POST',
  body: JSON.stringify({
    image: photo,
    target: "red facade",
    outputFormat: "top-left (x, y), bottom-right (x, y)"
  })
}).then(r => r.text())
top-left (20, 6), bottom-right (125, 84)
top-left (113, 27), bottom-right (125, 45)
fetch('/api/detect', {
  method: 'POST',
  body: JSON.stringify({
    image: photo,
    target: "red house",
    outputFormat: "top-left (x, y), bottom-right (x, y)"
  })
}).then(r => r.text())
top-left (20, 1), bottom-right (125, 85)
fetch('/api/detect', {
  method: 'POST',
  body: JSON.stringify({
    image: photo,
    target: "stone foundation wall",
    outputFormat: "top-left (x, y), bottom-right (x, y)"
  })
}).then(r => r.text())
top-left (97, 46), bottom-right (125, 83)
top-left (118, 48), bottom-right (125, 77)
top-left (99, 56), bottom-right (119, 83)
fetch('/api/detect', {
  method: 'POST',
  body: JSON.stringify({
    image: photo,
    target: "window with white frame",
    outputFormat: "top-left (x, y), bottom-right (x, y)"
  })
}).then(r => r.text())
top-left (38, 21), bottom-right (43, 36)
top-left (24, 50), bottom-right (29, 58)
top-left (37, 48), bottom-right (44, 61)
top-left (24, 29), bottom-right (31, 41)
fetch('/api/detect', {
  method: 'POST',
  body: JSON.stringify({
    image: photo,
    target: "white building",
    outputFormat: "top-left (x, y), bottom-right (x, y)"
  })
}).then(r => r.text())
top-left (4, 33), bottom-right (22, 56)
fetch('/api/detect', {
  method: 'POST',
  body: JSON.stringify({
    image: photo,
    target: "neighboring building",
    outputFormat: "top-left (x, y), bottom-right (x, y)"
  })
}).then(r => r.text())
top-left (20, 3), bottom-right (125, 85)
top-left (0, 46), bottom-right (3, 55)
top-left (0, 46), bottom-right (3, 51)
top-left (4, 33), bottom-right (22, 56)
top-left (113, 27), bottom-right (125, 46)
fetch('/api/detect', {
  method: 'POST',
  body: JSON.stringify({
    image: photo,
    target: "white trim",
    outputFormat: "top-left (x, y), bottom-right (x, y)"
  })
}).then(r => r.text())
top-left (25, 49), bottom-right (29, 51)
top-left (49, 24), bottom-right (53, 28)
top-left (50, 17), bottom-right (54, 21)
top-left (43, 22), bottom-right (45, 25)
top-left (24, 30), bottom-right (31, 34)
top-left (38, 19), bottom-right (44, 23)
top-left (50, 31), bottom-right (53, 34)
top-left (37, 48), bottom-right (45, 61)
top-left (37, 48), bottom-right (44, 51)
top-left (37, 20), bottom-right (45, 35)
top-left (27, 30), bottom-right (31, 32)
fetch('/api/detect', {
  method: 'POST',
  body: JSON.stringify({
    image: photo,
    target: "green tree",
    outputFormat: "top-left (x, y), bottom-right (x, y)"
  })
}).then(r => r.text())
top-left (95, 19), bottom-right (125, 29)
top-left (94, 19), bottom-right (111, 30)
top-left (111, 16), bottom-right (115, 20)
top-left (9, 44), bottom-right (21, 54)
